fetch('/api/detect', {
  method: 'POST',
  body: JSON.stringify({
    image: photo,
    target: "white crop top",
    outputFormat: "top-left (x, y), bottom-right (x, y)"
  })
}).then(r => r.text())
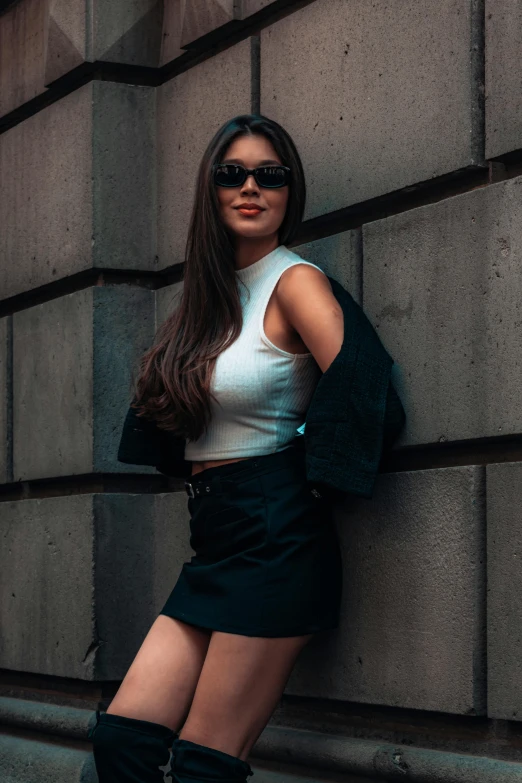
top-left (184, 244), bottom-right (325, 461)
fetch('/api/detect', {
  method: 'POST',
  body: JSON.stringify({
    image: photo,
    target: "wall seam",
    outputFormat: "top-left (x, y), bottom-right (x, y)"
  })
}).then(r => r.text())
top-left (251, 34), bottom-right (261, 115)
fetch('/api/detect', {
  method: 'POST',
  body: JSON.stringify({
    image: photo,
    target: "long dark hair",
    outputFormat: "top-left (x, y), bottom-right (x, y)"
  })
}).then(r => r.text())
top-left (131, 114), bottom-right (307, 441)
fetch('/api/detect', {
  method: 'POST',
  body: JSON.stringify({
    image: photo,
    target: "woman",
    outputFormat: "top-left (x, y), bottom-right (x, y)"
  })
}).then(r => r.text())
top-left (89, 114), bottom-right (345, 783)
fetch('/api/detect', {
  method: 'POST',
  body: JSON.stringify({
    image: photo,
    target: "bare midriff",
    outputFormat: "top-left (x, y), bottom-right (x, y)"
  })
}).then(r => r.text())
top-left (191, 455), bottom-right (250, 476)
top-left (190, 276), bottom-right (308, 478)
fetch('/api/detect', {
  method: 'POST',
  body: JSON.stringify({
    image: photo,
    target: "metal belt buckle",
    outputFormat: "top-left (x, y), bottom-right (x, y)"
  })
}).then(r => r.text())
top-left (184, 480), bottom-right (195, 498)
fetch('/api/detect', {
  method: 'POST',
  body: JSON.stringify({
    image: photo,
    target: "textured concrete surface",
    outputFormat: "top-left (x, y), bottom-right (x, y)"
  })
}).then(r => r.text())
top-left (255, 725), bottom-right (522, 783)
top-left (0, 81), bottom-right (156, 300)
top-left (241, 0), bottom-right (276, 16)
top-left (90, 82), bottom-right (156, 273)
top-left (261, 0), bottom-right (482, 220)
top-left (286, 465), bottom-right (487, 715)
top-left (0, 0), bottom-right (163, 117)
top-left (164, 0), bottom-right (300, 41)
top-left (0, 0), bottom-right (48, 117)
top-left (0, 317), bottom-right (7, 484)
top-left (160, 0), bottom-right (184, 64)
top-left (180, 0), bottom-right (235, 48)
top-left (487, 462), bottom-right (522, 721)
top-left (247, 765), bottom-right (374, 783)
top-left (90, 0), bottom-right (162, 66)
top-left (363, 174), bottom-right (522, 448)
top-left (44, 0), bottom-right (86, 86)
top-left (0, 492), bottom-right (193, 679)
top-left (0, 495), bottom-right (100, 679)
top-left (0, 732), bottom-right (96, 783)
top-left (0, 85), bottom-right (92, 296)
top-left (485, 0), bottom-right (522, 159)
top-left (13, 286), bottom-right (155, 480)
top-left (0, 696), bottom-right (93, 739)
top-left (157, 36), bottom-right (253, 268)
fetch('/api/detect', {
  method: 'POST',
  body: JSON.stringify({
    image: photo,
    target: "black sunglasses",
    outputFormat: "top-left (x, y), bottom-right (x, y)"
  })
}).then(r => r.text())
top-left (212, 163), bottom-right (291, 189)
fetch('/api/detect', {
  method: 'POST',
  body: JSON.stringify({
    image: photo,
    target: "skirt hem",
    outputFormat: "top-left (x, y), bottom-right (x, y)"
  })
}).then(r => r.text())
top-left (158, 609), bottom-right (339, 638)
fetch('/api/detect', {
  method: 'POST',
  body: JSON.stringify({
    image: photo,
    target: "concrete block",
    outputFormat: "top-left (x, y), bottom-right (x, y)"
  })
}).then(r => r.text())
top-left (261, 0), bottom-right (482, 219)
top-left (0, 495), bottom-right (97, 679)
top-left (160, 0), bottom-right (184, 64)
top-left (180, 0), bottom-right (235, 48)
top-left (286, 465), bottom-right (487, 715)
top-left (0, 81), bottom-right (156, 300)
top-left (240, 0), bottom-right (276, 16)
top-left (291, 230), bottom-right (362, 304)
top-left (1, 85), bottom-right (92, 297)
top-left (0, 317), bottom-right (8, 484)
top-left (13, 286), bottom-right (155, 480)
top-left (0, 732), bottom-right (96, 783)
top-left (90, 0), bottom-right (163, 67)
top-left (0, 0), bottom-right (163, 117)
top-left (47, 0), bottom-right (163, 80)
top-left (91, 82), bottom-right (156, 274)
top-left (0, 0), bottom-right (48, 118)
top-left (0, 492), bottom-right (193, 679)
top-left (487, 462), bottom-right (522, 721)
top-left (485, 0), bottom-right (522, 159)
top-left (157, 37), bottom-right (253, 268)
top-left (44, 0), bottom-right (86, 86)
top-left (159, 0), bottom-right (283, 60)
top-left (363, 174), bottom-right (522, 447)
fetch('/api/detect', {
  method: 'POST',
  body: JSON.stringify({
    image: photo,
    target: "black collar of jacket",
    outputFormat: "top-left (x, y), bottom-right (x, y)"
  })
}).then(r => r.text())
top-left (117, 275), bottom-right (405, 500)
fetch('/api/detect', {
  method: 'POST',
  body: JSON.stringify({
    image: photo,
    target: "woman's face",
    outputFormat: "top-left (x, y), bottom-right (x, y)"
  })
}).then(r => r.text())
top-left (215, 134), bottom-right (289, 242)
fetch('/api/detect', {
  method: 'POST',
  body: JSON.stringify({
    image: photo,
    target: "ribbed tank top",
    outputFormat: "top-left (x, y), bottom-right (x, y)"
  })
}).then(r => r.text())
top-left (184, 245), bottom-right (325, 461)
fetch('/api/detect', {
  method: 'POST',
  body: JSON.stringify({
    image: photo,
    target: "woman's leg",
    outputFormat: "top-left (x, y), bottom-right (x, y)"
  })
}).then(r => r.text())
top-left (177, 630), bottom-right (313, 761)
top-left (106, 614), bottom-right (212, 730)
top-left (90, 614), bottom-right (212, 782)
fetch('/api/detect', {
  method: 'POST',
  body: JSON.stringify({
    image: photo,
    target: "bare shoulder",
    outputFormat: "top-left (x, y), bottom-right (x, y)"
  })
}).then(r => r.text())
top-left (277, 262), bottom-right (341, 315)
top-left (278, 262), bottom-right (333, 292)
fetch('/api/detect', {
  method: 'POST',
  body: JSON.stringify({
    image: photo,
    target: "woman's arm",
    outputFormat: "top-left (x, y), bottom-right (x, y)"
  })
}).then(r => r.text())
top-left (277, 264), bottom-right (345, 373)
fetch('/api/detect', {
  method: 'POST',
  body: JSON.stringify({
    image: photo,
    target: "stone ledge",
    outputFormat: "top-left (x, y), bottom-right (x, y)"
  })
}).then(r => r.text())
top-left (0, 731), bottom-right (96, 783)
top-left (1, 709), bottom-right (520, 783)
top-left (0, 696), bottom-right (93, 739)
top-left (253, 725), bottom-right (522, 783)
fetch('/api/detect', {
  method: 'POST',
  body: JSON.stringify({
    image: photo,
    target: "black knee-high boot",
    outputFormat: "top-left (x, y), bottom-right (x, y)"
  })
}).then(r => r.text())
top-left (88, 710), bottom-right (178, 782)
top-left (167, 738), bottom-right (254, 783)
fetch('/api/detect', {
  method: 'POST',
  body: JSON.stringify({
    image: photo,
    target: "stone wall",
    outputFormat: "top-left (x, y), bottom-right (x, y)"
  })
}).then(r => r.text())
top-left (2, 1), bottom-right (522, 780)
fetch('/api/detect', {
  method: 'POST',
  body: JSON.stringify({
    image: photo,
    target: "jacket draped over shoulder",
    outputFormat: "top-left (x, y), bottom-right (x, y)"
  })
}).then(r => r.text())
top-left (298, 275), bottom-right (405, 500)
top-left (117, 275), bottom-right (405, 500)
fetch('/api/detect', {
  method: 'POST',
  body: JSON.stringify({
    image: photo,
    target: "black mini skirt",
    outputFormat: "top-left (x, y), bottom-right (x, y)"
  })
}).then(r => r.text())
top-left (159, 444), bottom-right (343, 637)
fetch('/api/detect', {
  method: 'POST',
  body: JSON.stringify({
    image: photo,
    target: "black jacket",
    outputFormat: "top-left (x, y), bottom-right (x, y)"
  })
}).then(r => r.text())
top-left (117, 275), bottom-right (406, 500)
